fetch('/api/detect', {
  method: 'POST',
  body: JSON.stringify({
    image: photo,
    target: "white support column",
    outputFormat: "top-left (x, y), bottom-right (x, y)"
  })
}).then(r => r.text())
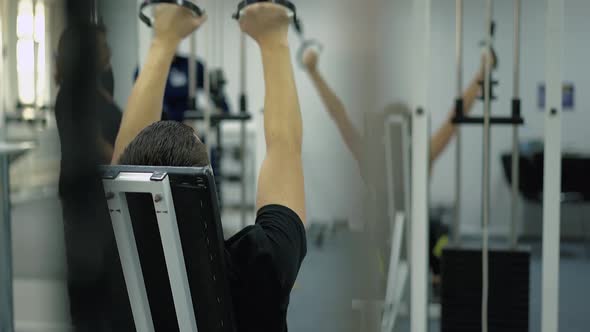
top-left (239, 25), bottom-right (248, 228)
top-left (104, 191), bottom-right (155, 332)
top-left (542, 1), bottom-right (564, 332)
top-left (188, 35), bottom-right (197, 110)
top-left (453, 0), bottom-right (463, 245)
top-left (410, 1), bottom-right (430, 331)
top-left (103, 173), bottom-right (199, 332)
top-left (510, 0), bottom-right (522, 248)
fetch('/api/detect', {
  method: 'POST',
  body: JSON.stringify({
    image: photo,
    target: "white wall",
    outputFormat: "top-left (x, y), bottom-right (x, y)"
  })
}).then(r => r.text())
top-left (382, 0), bottom-right (589, 235)
top-left (0, 0), bottom-right (7, 133)
top-left (103, 0), bottom-right (379, 226)
top-left (102, 0), bottom-right (590, 233)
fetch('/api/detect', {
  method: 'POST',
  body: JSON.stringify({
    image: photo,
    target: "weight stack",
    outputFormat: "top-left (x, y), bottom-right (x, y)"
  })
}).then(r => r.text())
top-left (441, 246), bottom-right (530, 332)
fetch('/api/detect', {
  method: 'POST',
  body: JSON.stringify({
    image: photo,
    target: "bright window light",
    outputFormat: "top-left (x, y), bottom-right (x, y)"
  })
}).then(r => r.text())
top-left (36, 41), bottom-right (46, 107)
top-left (16, 0), bottom-right (34, 39)
top-left (17, 40), bottom-right (35, 105)
top-left (16, 0), bottom-right (48, 106)
top-left (34, 2), bottom-right (45, 42)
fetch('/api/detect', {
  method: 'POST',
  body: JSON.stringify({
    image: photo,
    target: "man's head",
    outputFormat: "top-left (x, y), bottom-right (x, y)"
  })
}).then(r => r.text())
top-left (118, 121), bottom-right (210, 167)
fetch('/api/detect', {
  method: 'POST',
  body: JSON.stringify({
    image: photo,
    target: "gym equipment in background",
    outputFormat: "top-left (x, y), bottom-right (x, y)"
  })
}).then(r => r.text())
top-left (135, 0), bottom-right (253, 218)
top-left (137, 56), bottom-right (232, 122)
top-left (0, 142), bottom-right (36, 332)
top-left (139, 0), bottom-right (204, 28)
top-left (541, 2), bottom-right (566, 331)
top-left (102, 166), bottom-right (235, 332)
top-left (293, 18), bottom-right (324, 68)
top-left (442, 1), bottom-right (530, 332)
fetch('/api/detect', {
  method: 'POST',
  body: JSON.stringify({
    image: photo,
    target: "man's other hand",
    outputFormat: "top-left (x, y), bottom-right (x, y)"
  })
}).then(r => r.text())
top-left (303, 49), bottom-right (319, 72)
top-left (239, 3), bottom-right (290, 47)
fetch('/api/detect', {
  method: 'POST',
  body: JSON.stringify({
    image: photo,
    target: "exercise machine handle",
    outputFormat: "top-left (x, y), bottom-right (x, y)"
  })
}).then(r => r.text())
top-left (139, 0), bottom-right (204, 28)
top-left (296, 39), bottom-right (323, 68)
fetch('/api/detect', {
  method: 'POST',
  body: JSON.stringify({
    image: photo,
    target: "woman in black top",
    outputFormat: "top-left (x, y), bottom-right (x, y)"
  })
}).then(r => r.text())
top-left (54, 24), bottom-right (133, 331)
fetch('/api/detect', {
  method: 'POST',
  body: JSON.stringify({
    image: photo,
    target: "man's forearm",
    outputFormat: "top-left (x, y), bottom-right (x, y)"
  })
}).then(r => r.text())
top-left (308, 69), bottom-right (362, 165)
top-left (260, 43), bottom-right (302, 152)
top-left (430, 68), bottom-right (484, 165)
top-left (111, 39), bottom-right (177, 163)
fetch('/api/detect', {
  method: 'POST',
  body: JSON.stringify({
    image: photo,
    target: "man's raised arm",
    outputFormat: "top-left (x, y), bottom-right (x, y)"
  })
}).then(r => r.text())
top-left (111, 5), bottom-right (206, 164)
top-left (240, 4), bottom-right (306, 222)
top-left (303, 49), bottom-right (363, 167)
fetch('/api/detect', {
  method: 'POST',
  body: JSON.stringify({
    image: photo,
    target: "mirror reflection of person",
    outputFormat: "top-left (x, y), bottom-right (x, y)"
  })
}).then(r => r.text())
top-left (54, 24), bottom-right (133, 331)
top-left (302, 47), bottom-right (495, 283)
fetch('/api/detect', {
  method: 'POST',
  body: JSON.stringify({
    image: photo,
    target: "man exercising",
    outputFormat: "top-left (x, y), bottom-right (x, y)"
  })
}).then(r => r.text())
top-left (111, 3), bottom-right (306, 331)
top-left (302, 47), bottom-right (494, 283)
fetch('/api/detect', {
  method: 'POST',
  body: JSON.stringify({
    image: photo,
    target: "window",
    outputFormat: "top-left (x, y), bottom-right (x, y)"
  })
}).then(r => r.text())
top-left (16, 0), bottom-right (48, 108)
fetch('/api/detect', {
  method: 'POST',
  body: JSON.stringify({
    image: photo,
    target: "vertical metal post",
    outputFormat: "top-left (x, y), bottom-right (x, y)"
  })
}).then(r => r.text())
top-left (513, 0), bottom-right (521, 111)
top-left (411, 109), bottom-right (429, 332)
top-left (188, 36), bottom-right (196, 110)
top-left (218, 0), bottom-right (224, 65)
top-left (481, 1), bottom-right (494, 332)
top-left (542, 0), bottom-right (564, 331)
top-left (453, 0), bottom-right (463, 245)
top-left (239, 32), bottom-right (247, 228)
top-left (203, 8), bottom-right (212, 157)
top-left (33, 0), bottom-right (39, 110)
top-left (0, 0), bottom-right (4, 135)
top-left (137, 0), bottom-right (151, 69)
top-left (0, 154), bottom-right (14, 332)
top-left (239, 34), bottom-right (246, 106)
top-left (104, 190), bottom-right (155, 332)
top-left (410, 0), bottom-right (430, 330)
top-left (455, 0), bottom-right (463, 99)
top-left (510, 0), bottom-right (522, 248)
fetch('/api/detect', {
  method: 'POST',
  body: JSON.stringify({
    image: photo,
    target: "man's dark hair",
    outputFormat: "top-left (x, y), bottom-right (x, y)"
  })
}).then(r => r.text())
top-left (118, 121), bottom-right (210, 167)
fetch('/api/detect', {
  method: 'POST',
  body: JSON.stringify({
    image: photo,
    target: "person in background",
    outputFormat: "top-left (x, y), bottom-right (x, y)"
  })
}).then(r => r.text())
top-left (302, 47), bottom-right (495, 284)
top-left (54, 23), bottom-right (133, 331)
top-left (133, 55), bottom-right (231, 122)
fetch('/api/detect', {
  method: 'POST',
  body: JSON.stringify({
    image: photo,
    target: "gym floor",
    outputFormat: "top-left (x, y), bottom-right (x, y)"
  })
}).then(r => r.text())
top-left (289, 230), bottom-right (590, 332)
top-left (7, 122), bottom-right (590, 332)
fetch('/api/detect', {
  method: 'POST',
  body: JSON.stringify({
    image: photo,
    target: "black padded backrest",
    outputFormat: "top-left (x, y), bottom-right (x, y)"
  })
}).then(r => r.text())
top-left (105, 166), bottom-right (236, 332)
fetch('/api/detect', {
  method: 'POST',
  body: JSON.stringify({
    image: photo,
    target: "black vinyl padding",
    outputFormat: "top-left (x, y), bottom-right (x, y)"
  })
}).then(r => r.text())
top-left (105, 166), bottom-right (236, 332)
top-left (501, 149), bottom-right (590, 202)
top-left (441, 247), bottom-right (531, 332)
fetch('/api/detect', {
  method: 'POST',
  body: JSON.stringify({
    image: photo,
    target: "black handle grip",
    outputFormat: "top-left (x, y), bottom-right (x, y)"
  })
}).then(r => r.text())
top-left (139, 0), bottom-right (204, 28)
